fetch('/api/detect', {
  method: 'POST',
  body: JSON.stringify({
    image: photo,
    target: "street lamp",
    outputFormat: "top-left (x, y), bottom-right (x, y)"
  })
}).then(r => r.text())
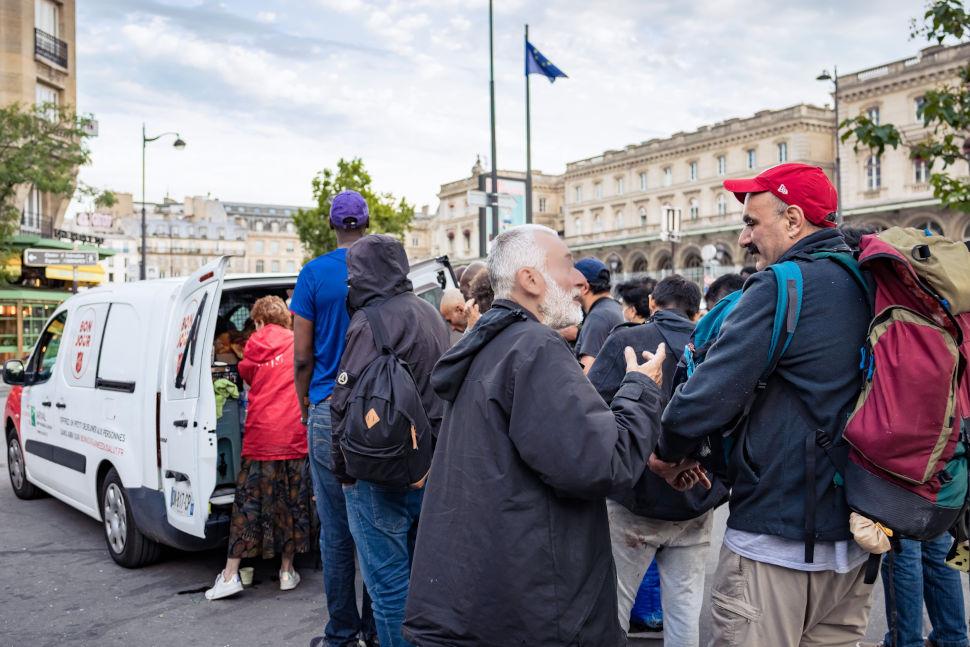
top-left (141, 124), bottom-right (186, 280)
top-left (817, 67), bottom-right (842, 224)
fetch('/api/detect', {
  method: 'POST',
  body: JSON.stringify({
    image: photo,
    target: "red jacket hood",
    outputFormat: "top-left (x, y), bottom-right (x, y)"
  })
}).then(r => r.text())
top-left (243, 324), bottom-right (293, 363)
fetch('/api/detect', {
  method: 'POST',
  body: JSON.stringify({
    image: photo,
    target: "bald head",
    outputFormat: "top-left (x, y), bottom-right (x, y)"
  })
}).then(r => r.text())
top-left (440, 288), bottom-right (468, 332)
top-left (459, 261), bottom-right (487, 300)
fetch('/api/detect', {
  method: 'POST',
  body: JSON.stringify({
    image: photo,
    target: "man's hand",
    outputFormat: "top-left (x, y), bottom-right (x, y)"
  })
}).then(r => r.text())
top-left (465, 298), bottom-right (481, 329)
top-left (624, 343), bottom-right (666, 386)
top-left (648, 452), bottom-right (712, 491)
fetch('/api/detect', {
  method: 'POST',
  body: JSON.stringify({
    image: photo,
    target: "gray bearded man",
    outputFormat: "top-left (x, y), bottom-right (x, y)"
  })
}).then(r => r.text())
top-left (402, 224), bottom-right (707, 647)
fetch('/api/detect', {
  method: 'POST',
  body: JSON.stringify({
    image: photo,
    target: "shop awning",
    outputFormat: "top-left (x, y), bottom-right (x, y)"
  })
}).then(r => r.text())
top-left (44, 264), bottom-right (106, 284)
top-left (8, 234), bottom-right (115, 258)
top-left (0, 288), bottom-right (70, 302)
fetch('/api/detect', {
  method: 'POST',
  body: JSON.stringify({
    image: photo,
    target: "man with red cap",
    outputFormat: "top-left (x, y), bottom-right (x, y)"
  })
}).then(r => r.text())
top-left (654, 163), bottom-right (874, 646)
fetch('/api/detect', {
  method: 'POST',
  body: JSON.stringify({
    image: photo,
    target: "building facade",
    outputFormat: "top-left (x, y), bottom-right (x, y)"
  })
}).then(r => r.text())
top-left (838, 43), bottom-right (970, 241)
top-left (427, 159), bottom-right (564, 263)
top-left (1, 0), bottom-right (77, 236)
top-left (223, 202), bottom-right (306, 274)
top-left (562, 104), bottom-right (835, 285)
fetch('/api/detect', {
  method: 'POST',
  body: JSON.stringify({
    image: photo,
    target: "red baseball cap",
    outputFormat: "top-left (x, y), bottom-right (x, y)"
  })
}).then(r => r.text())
top-left (723, 163), bottom-right (837, 228)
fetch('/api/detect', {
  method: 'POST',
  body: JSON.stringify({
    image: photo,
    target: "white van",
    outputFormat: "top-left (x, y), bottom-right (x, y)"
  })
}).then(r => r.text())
top-left (3, 255), bottom-right (457, 567)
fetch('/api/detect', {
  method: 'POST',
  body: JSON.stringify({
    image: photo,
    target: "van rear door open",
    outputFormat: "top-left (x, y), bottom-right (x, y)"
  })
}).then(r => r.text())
top-left (160, 258), bottom-right (228, 538)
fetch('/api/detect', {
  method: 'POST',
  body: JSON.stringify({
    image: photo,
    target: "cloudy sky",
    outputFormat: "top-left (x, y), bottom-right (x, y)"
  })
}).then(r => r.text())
top-left (75, 0), bottom-right (929, 212)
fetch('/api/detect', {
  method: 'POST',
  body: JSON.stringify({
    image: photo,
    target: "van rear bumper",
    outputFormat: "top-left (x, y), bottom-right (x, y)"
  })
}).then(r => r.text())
top-left (127, 487), bottom-right (229, 552)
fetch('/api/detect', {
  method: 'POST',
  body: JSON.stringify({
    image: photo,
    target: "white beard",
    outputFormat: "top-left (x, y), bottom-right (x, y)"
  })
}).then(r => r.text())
top-left (538, 270), bottom-right (583, 329)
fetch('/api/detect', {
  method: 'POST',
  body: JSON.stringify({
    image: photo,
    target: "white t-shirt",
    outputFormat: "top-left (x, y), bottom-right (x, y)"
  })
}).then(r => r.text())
top-left (724, 528), bottom-right (870, 573)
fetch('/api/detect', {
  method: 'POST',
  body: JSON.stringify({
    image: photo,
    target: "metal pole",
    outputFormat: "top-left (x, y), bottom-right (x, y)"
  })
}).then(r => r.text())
top-left (488, 0), bottom-right (499, 241)
top-left (71, 265), bottom-right (77, 295)
top-left (141, 123), bottom-right (147, 280)
top-left (833, 66), bottom-right (842, 224)
top-left (525, 23), bottom-right (533, 224)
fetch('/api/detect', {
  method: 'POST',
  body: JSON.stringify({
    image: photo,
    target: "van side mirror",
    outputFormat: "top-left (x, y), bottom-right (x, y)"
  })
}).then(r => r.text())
top-left (3, 359), bottom-right (25, 385)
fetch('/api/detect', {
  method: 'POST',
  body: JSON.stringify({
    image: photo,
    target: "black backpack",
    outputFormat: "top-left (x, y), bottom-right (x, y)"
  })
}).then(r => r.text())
top-left (338, 302), bottom-right (433, 488)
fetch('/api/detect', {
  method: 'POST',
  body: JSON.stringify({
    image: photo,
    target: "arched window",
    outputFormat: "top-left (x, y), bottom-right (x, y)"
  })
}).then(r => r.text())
top-left (716, 193), bottom-right (727, 216)
top-left (270, 221), bottom-right (280, 233)
top-left (682, 252), bottom-right (704, 286)
top-left (914, 218), bottom-right (944, 236)
top-left (255, 220), bottom-right (265, 232)
top-left (632, 254), bottom-right (649, 273)
top-left (866, 156), bottom-right (881, 190)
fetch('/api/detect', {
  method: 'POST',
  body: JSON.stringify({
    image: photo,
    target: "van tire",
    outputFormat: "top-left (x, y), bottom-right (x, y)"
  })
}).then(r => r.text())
top-left (7, 432), bottom-right (41, 500)
top-left (100, 468), bottom-right (162, 568)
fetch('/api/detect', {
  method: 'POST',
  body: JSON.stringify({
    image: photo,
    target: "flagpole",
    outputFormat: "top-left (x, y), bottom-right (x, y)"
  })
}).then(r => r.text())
top-left (525, 24), bottom-right (533, 224)
top-left (488, 0), bottom-right (499, 246)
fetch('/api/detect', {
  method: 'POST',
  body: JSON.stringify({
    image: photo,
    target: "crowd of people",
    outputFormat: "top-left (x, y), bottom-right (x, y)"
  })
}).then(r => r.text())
top-left (200, 166), bottom-right (969, 647)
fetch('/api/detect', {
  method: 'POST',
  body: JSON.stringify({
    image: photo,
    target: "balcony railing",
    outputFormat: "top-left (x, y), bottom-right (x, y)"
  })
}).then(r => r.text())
top-left (35, 28), bottom-right (68, 68)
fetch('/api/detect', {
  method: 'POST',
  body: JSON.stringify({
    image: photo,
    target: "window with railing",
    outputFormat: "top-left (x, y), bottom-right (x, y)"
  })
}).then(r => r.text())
top-left (21, 187), bottom-right (42, 232)
top-left (866, 156), bottom-right (881, 190)
top-left (914, 158), bottom-right (929, 184)
top-left (34, 0), bottom-right (67, 69)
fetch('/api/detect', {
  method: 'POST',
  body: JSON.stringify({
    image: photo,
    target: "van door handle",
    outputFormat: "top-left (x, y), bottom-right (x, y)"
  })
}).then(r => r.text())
top-left (55, 402), bottom-right (66, 409)
top-left (40, 401), bottom-right (51, 407)
top-left (164, 470), bottom-right (189, 482)
top-left (173, 419), bottom-right (189, 428)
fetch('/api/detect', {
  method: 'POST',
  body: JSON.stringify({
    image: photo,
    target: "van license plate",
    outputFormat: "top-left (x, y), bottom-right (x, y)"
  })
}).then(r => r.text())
top-left (170, 483), bottom-right (194, 516)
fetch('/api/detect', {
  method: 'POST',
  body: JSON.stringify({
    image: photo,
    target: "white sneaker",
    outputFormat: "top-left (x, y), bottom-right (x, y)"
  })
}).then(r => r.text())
top-left (205, 571), bottom-right (243, 600)
top-left (279, 569), bottom-right (301, 591)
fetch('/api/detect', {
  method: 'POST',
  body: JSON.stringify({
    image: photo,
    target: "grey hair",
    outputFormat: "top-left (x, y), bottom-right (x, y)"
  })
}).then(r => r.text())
top-left (487, 224), bottom-right (559, 300)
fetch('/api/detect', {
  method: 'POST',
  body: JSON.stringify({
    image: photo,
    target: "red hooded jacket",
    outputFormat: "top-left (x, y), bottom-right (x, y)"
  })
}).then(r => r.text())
top-left (238, 324), bottom-right (307, 460)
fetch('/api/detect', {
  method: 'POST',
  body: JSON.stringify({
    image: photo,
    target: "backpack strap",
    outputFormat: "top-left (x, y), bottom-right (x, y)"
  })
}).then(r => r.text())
top-left (362, 305), bottom-right (393, 355)
top-left (766, 261), bottom-right (804, 375)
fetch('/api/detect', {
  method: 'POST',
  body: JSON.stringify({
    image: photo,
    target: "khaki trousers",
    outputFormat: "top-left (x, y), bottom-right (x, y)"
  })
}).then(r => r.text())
top-left (709, 545), bottom-right (874, 647)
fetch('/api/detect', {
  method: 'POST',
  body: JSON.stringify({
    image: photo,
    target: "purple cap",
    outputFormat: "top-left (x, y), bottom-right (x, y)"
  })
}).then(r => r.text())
top-left (330, 190), bottom-right (370, 230)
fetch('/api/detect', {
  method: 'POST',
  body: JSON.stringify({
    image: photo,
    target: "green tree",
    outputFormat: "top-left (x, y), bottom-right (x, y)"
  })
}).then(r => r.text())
top-left (294, 157), bottom-right (415, 258)
top-left (840, 0), bottom-right (970, 211)
top-left (0, 102), bottom-right (96, 241)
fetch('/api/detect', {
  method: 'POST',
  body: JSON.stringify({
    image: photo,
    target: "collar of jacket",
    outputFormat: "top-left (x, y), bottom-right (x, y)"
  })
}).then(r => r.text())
top-left (777, 228), bottom-right (850, 264)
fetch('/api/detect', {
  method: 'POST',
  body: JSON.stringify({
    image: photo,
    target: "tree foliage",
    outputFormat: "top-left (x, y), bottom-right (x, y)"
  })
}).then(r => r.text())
top-left (840, 0), bottom-right (970, 211)
top-left (293, 157), bottom-right (415, 258)
top-left (0, 102), bottom-right (95, 241)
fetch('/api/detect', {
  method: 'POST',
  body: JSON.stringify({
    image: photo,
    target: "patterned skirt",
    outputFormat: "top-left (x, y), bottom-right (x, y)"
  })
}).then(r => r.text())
top-left (227, 457), bottom-right (312, 560)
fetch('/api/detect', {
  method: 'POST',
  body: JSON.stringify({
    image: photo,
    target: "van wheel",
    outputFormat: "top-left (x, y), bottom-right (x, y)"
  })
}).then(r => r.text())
top-left (101, 468), bottom-right (162, 568)
top-left (7, 433), bottom-right (41, 499)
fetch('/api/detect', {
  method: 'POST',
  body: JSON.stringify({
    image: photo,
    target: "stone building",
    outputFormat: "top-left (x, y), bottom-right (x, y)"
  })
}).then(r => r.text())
top-left (222, 202), bottom-right (306, 274)
top-left (0, 0), bottom-right (78, 236)
top-left (838, 43), bottom-right (970, 240)
top-left (562, 104), bottom-right (835, 285)
top-left (404, 205), bottom-right (435, 262)
top-left (428, 159), bottom-right (564, 263)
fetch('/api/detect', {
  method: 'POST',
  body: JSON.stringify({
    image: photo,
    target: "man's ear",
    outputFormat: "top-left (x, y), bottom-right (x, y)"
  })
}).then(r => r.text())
top-left (785, 205), bottom-right (806, 237)
top-left (518, 266), bottom-right (543, 298)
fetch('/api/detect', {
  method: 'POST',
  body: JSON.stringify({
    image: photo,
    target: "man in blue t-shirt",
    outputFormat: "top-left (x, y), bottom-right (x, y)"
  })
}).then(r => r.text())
top-left (291, 190), bottom-right (376, 647)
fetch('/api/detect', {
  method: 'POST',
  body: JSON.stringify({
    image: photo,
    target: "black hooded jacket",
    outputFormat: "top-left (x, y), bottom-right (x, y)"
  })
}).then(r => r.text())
top-left (588, 309), bottom-right (730, 520)
top-left (658, 228), bottom-right (870, 542)
top-left (330, 234), bottom-right (450, 483)
top-left (403, 299), bottom-right (664, 647)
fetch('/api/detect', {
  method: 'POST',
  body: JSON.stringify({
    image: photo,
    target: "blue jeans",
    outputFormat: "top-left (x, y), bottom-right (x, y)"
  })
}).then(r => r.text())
top-left (307, 404), bottom-right (376, 647)
top-left (881, 533), bottom-right (969, 647)
top-left (344, 480), bottom-right (424, 647)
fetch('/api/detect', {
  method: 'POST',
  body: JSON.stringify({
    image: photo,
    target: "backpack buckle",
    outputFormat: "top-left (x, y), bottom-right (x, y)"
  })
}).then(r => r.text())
top-left (911, 244), bottom-right (932, 261)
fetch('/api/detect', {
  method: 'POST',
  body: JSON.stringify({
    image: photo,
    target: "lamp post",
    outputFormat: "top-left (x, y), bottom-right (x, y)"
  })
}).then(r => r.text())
top-left (141, 124), bottom-right (186, 280)
top-left (817, 67), bottom-right (842, 224)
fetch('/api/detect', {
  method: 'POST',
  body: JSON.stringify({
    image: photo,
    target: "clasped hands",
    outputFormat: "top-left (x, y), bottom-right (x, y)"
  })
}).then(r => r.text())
top-left (647, 453), bottom-right (712, 492)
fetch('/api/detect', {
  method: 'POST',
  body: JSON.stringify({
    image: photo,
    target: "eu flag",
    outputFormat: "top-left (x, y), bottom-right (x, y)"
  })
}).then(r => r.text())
top-left (525, 41), bottom-right (567, 83)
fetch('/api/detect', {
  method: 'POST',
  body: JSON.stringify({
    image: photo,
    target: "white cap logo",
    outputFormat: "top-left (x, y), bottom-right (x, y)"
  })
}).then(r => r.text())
top-left (777, 184), bottom-right (789, 195)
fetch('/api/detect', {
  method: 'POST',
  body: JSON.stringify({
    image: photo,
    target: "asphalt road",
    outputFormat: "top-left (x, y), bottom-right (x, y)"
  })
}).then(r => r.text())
top-left (3, 421), bottom-right (969, 645)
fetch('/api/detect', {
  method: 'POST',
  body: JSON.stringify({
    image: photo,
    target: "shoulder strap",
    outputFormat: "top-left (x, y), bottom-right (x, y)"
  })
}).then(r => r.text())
top-left (362, 306), bottom-right (392, 355)
top-left (766, 261), bottom-right (804, 377)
